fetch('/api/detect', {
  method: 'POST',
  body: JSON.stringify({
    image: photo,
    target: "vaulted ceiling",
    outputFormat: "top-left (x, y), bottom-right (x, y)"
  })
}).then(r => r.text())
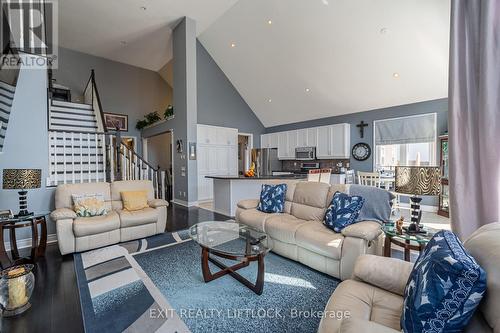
top-left (59, 0), bottom-right (451, 127)
top-left (58, 0), bottom-right (239, 71)
top-left (199, 0), bottom-right (451, 127)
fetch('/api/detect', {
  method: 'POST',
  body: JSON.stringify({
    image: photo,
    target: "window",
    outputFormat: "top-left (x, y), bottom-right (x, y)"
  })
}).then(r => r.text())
top-left (374, 113), bottom-right (437, 171)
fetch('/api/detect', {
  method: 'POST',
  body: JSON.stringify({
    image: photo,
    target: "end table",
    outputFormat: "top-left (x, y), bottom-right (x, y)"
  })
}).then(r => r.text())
top-left (382, 224), bottom-right (439, 262)
top-left (0, 213), bottom-right (48, 269)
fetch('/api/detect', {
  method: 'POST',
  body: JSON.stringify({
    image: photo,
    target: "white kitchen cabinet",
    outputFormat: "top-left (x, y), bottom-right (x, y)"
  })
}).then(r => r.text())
top-left (307, 128), bottom-right (317, 147)
top-left (269, 133), bottom-right (279, 148)
top-left (316, 126), bottom-right (331, 158)
top-left (297, 129), bottom-right (308, 147)
top-left (277, 132), bottom-right (288, 159)
top-left (261, 134), bottom-right (270, 148)
top-left (316, 124), bottom-right (350, 159)
top-left (286, 130), bottom-right (298, 158)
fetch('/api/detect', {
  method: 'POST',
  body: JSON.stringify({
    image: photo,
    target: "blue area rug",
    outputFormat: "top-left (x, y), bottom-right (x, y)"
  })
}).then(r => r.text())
top-left (74, 230), bottom-right (340, 333)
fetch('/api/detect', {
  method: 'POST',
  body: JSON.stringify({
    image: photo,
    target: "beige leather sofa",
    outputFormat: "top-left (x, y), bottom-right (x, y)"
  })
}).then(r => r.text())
top-left (318, 222), bottom-right (500, 333)
top-left (236, 180), bottom-right (384, 280)
top-left (50, 180), bottom-right (169, 255)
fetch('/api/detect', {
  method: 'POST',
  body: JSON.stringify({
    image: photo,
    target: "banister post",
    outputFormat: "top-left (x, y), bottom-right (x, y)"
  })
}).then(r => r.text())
top-left (115, 130), bottom-right (122, 181)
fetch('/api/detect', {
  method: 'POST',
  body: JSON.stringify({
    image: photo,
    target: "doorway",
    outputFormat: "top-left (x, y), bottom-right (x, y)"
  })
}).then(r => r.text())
top-left (143, 131), bottom-right (174, 201)
top-left (237, 133), bottom-right (253, 175)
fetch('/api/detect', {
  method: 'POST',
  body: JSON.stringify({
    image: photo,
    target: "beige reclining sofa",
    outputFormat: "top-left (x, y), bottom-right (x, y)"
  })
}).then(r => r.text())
top-left (50, 180), bottom-right (168, 255)
top-left (236, 180), bottom-right (384, 280)
top-left (318, 222), bottom-right (500, 333)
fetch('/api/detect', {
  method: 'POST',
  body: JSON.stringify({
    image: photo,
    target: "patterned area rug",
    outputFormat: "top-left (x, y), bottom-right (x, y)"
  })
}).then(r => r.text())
top-left (74, 230), bottom-right (340, 333)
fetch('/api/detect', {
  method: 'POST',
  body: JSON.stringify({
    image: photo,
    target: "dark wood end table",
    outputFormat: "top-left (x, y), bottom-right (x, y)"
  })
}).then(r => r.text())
top-left (190, 221), bottom-right (270, 295)
top-left (382, 224), bottom-right (439, 262)
top-left (0, 213), bottom-right (48, 269)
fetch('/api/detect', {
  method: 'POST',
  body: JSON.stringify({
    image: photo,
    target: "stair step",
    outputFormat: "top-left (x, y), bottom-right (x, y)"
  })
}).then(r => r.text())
top-left (50, 117), bottom-right (97, 127)
top-left (51, 99), bottom-right (93, 110)
top-left (49, 124), bottom-right (99, 132)
top-left (50, 110), bottom-right (96, 121)
top-left (0, 91), bottom-right (14, 101)
top-left (0, 81), bottom-right (15, 94)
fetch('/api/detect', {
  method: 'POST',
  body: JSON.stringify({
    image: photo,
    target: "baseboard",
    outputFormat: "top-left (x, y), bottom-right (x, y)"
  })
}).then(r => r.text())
top-left (397, 203), bottom-right (438, 213)
top-left (172, 199), bottom-right (199, 207)
top-left (5, 233), bottom-right (58, 251)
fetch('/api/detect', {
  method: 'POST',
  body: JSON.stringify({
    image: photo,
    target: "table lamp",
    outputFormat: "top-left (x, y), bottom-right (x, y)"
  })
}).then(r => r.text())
top-left (2, 169), bottom-right (41, 217)
top-left (395, 166), bottom-right (441, 233)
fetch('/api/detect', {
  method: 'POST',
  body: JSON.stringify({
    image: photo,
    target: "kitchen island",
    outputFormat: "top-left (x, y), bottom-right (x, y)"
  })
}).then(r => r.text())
top-left (206, 175), bottom-right (307, 217)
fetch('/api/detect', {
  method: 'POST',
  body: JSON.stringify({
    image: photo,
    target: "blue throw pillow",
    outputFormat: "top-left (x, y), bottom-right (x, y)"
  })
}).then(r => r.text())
top-left (323, 191), bottom-right (365, 233)
top-left (257, 184), bottom-right (287, 213)
top-left (401, 230), bottom-right (487, 333)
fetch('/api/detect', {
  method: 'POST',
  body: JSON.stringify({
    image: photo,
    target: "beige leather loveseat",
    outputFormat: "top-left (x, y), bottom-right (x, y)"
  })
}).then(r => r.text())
top-left (318, 222), bottom-right (500, 333)
top-left (236, 180), bottom-right (384, 280)
top-left (50, 180), bottom-right (168, 255)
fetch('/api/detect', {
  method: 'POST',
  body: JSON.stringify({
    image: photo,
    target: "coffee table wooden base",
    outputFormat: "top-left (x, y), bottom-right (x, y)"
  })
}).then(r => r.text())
top-left (201, 247), bottom-right (265, 295)
top-left (384, 235), bottom-right (426, 262)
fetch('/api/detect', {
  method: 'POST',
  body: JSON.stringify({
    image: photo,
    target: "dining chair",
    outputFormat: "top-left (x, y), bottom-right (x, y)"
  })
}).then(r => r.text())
top-left (307, 169), bottom-right (321, 182)
top-left (319, 168), bottom-right (332, 184)
top-left (357, 171), bottom-right (381, 187)
top-left (345, 170), bottom-right (355, 184)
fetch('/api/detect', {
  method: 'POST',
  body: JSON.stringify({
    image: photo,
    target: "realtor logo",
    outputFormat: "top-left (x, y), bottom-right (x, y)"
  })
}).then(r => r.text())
top-left (1, 0), bottom-right (58, 68)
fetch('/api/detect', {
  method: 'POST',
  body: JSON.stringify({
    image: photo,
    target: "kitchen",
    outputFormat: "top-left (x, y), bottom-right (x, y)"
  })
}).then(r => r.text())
top-left (197, 123), bottom-right (351, 216)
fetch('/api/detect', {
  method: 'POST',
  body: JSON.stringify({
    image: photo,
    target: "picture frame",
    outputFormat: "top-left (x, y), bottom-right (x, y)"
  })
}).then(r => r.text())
top-left (104, 113), bottom-right (128, 131)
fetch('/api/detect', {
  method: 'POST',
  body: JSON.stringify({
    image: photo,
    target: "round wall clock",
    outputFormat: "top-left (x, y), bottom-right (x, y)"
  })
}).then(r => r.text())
top-left (352, 143), bottom-right (371, 161)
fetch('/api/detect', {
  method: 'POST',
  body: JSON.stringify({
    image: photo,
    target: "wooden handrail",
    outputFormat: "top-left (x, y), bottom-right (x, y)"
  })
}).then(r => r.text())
top-left (90, 70), bottom-right (108, 132)
top-left (119, 142), bottom-right (159, 171)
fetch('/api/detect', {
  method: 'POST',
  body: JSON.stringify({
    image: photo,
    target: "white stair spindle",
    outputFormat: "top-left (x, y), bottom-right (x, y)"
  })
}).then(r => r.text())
top-left (71, 133), bottom-right (75, 184)
top-left (63, 132), bottom-right (67, 184)
top-left (51, 132), bottom-right (56, 185)
top-left (87, 133), bottom-right (91, 183)
top-left (102, 134), bottom-right (107, 182)
top-left (94, 133), bottom-right (98, 182)
top-left (110, 137), bottom-right (115, 182)
top-left (161, 171), bottom-right (166, 200)
top-left (79, 133), bottom-right (83, 183)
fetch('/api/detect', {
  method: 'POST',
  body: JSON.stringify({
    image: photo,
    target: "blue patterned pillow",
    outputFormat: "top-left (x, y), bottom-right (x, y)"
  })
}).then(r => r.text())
top-left (401, 230), bottom-right (486, 333)
top-left (323, 192), bottom-right (365, 232)
top-left (257, 184), bottom-right (287, 213)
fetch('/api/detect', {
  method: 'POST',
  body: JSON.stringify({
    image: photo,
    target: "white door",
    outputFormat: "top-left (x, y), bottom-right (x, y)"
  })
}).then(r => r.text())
top-left (277, 132), bottom-right (288, 159)
top-left (297, 129), bottom-right (308, 147)
top-left (316, 126), bottom-right (331, 158)
top-left (228, 145), bottom-right (238, 175)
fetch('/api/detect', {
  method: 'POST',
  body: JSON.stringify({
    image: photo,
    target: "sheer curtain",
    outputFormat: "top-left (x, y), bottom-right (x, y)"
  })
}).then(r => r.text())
top-left (449, 0), bottom-right (500, 239)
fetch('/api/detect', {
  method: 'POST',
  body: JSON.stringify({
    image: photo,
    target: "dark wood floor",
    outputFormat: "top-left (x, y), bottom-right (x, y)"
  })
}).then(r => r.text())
top-left (2, 204), bottom-right (229, 333)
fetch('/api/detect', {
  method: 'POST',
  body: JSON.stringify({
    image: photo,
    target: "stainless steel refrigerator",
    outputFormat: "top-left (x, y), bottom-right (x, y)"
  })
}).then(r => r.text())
top-left (251, 148), bottom-right (282, 176)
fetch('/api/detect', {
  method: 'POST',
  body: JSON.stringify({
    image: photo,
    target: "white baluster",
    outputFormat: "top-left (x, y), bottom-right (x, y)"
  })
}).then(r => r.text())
top-left (87, 133), bottom-right (91, 183)
top-left (79, 133), bottom-right (83, 183)
top-left (161, 171), bottom-right (166, 200)
top-left (51, 132), bottom-right (56, 186)
top-left (95, 133), bottom-right (99, 182)
top-left (71, 133), bottom-right (75, 184)
top-left (62, 132), bottom-right (67, 184)
top-left (102, 134), bottom-right (107, 182)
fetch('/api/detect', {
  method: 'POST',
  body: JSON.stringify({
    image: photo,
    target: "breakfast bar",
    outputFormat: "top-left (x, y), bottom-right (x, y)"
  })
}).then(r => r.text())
top-left (205, 175), bottom-right (307, 217)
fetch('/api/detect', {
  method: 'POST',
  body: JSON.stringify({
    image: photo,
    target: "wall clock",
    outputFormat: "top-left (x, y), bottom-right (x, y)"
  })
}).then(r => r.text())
top-left (352, 143), bottom-right (371, 161)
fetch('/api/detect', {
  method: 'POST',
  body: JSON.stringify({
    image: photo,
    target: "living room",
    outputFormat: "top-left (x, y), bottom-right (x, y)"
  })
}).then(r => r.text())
top-left (0, 1), bottom-right (499, 333)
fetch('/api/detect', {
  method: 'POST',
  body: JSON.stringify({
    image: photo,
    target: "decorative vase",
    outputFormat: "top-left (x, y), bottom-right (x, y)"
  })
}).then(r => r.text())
top-left (0, 264), bottom-right (35, 317)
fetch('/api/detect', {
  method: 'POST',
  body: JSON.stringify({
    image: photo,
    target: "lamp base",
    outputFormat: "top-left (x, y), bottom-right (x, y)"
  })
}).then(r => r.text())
top-left (15, 190), bottom-right (32, 218)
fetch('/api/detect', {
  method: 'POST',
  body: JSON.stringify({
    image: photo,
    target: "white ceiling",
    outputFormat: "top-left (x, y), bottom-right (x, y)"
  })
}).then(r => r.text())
top-left (199, 0), bottom-right (451, 127)
top-left (58, 0), bottom-right (239, 71)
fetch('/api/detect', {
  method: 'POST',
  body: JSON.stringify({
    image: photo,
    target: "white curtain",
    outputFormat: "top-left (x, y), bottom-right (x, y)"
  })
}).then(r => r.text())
top-left (449, 0), bottom-right (500, 239)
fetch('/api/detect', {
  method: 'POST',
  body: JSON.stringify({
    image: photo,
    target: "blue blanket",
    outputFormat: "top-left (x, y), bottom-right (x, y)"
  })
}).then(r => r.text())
top-left (348, 185), bottom-right (395, 223)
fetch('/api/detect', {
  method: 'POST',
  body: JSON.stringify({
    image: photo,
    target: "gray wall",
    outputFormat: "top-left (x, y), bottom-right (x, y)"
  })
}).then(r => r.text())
top-left (142, 17), bottom-right (198, 204)
top-left (53, 47), bottom-right (170, 153)
top-left (266, 98), bottom-right (448, 172)
top-left (0, 55), bottom-right (54, 240)
top-left (196, 41), bottom-right (265, 147)
top-left (147, 132), bottom-right (172, 171)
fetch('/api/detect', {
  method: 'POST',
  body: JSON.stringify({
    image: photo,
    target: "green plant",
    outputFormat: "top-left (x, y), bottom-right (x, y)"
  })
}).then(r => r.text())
top-left (135, 119), bottom-right (149, 130)
top-left (164, 105), bottom-right (174, 119)
top-left (145, 111), bottom-right (161, 124)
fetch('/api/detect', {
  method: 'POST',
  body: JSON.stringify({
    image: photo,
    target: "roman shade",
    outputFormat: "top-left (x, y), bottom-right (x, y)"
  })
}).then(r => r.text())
top-left (375, 113), bottom-right (436, 145)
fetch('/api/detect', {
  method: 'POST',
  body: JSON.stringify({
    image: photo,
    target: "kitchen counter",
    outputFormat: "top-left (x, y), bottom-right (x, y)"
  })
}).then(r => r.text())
top-left (205, 175), bottom-right (306, 216)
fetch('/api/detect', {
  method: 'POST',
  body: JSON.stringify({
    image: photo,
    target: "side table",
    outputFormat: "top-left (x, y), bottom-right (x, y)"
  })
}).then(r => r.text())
top-left (382, 224), bottom-right (438, 262)
top-left (0, 213), bottom-right (48, 269)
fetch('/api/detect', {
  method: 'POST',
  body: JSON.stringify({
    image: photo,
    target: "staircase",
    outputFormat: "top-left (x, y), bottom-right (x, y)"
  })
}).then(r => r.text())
top-left (46, 70), bottom-right (167, 199)
top-left (0, 80), bottom-right (15, 152)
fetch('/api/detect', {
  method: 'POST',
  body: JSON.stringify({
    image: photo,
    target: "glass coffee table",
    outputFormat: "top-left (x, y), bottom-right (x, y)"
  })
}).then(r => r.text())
top-left (382, 223), bottom-right (440, 261)
top-left (189, 221), bottom-right (271, 295)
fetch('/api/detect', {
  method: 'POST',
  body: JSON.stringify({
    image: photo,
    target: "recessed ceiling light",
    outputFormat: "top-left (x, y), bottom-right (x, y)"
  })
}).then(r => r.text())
top-left (380, 28), bottom-right (388, 34)
top-left (305, 88), bottom-right (311, 92)
top-left (268, 20), bottom-right (273, 25)
top-left (268, 98), bottom-right (272, 103)
top-left (393, 72), bottom-right (400, 78)
top-left (231, 42), bottom-right (236, 48)
top-left (140, 6), bottom-right (147, 11)
top-left (322, 0), bottom-right (329, 5)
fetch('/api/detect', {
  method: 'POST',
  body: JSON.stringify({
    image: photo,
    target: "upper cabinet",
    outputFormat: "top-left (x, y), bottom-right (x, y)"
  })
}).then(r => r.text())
top-left (261, 124), bottom-right (350, 160)
top-left (198, 124), bottom-right (238, 146)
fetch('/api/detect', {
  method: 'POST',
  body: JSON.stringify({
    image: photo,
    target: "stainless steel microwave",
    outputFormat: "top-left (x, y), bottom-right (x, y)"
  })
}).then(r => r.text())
top-left (295, 147), bottom-right (316, 160)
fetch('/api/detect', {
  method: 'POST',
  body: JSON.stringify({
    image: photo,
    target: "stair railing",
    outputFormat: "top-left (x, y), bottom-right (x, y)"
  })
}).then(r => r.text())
top-left (113, 137), bottom-right (166, 199)
top-left (83, 69), bottom-right (107, 132)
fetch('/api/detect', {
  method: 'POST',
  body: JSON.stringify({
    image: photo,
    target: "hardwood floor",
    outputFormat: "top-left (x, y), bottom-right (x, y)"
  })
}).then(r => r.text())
top-left (2, 204), bottom-right (230, 333)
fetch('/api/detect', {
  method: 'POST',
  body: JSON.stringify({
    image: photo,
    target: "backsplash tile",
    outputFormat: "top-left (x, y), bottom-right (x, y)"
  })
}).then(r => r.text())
top-left (282, 159), bottom-right (350, 173)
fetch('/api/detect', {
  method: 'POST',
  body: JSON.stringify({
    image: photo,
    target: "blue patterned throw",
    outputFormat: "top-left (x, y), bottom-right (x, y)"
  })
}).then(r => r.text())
top-left (323, 191), bottom-right (365, 232)
top-left (401, 230), bottom-right (486, 333)
top-left (257, 183), bottom-right (287, 213)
